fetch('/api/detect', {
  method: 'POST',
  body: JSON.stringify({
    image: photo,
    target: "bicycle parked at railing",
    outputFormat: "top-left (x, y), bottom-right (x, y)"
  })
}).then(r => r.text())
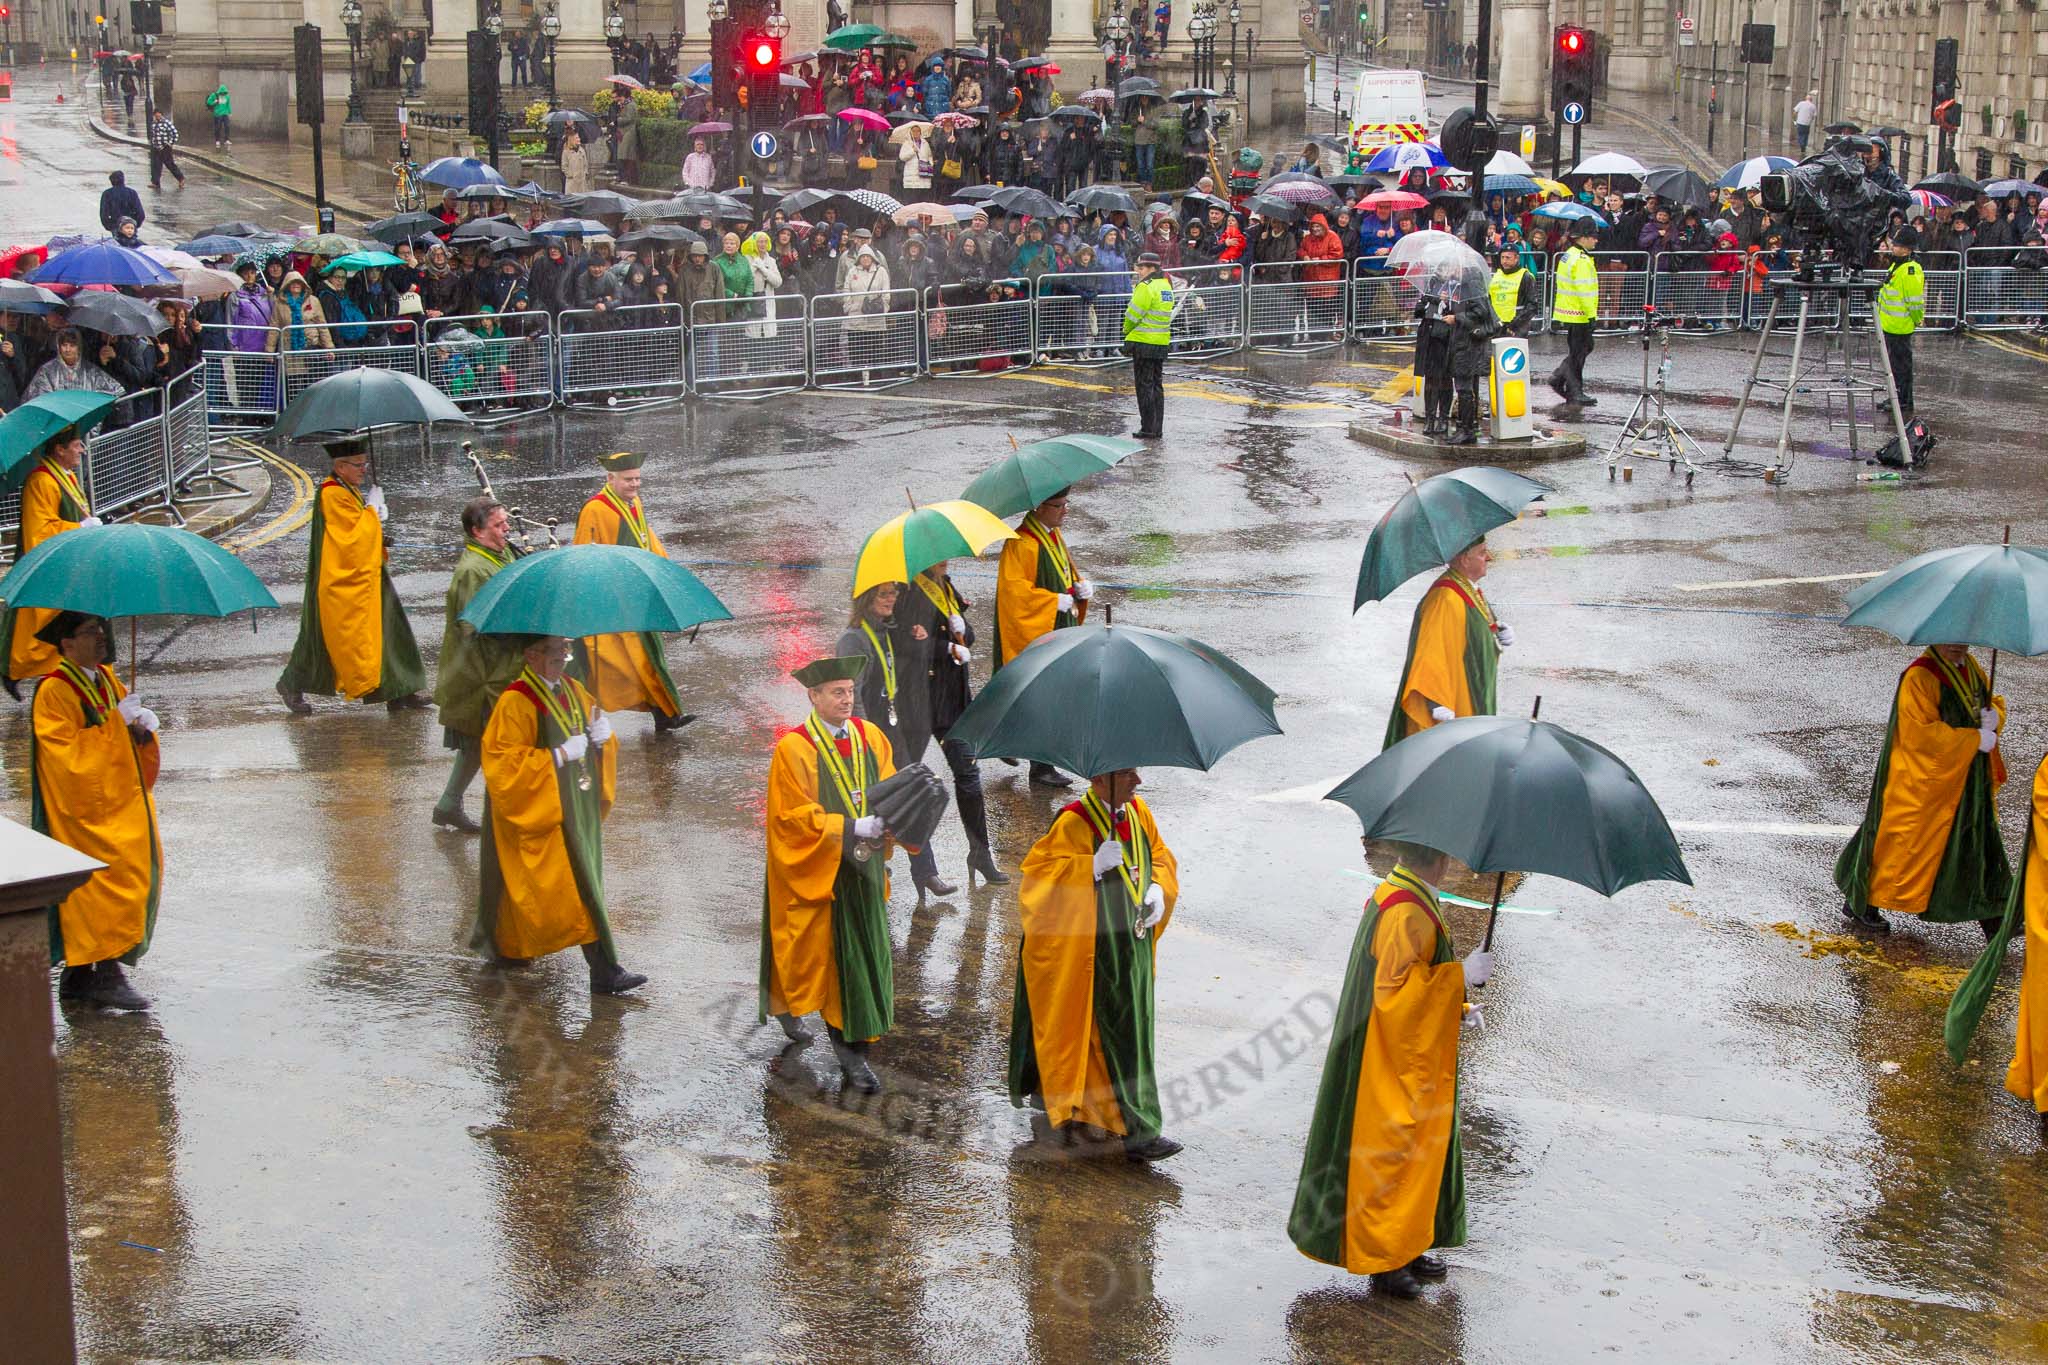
top-left (392, 140), bottom-right (424, 213)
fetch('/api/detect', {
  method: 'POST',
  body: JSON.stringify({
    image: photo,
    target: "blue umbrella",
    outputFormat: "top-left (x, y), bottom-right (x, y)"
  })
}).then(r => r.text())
top-left (418, 156), bottom-right (509, 190)
top-left (31, 240), bottom-right (177, 289)
top-left (531, 218), bottom-right (612, 237)
top-left (1363, 141), bottom-right (1449, 174)
top-left (175, 233), bottom-right (257, 258)
top-left (1841, 539), bottom-right (2048, 660)
top-left (1981, 178), bottom-right (2035, 200)
top-left (1717, 155), bottom-right (1794, 189)
top-left (1482, 173), bottom-right (1542, 197)
top-left (1531, 201), bottom-right (1610, 229)
top-left (688, 60), bottom-right (712, 83)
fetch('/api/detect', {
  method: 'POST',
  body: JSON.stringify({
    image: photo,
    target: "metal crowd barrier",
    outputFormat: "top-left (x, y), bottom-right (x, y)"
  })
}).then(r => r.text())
top-left (1922, 251), bottom-right (1963, 330)
top-left (422, 312), bottom-right (557, 419)
top-left (1350, 266), bottom-right (1422, 338)
top-left (1033, 271), bottom-right (1131, 366)
top-left (1558, 252), bottom-right (1653, 335)
top-left (202, 341), bottom-right (284, 427)
top-left (809, 288), bottom-right (922, 390)
top-left (687, 298), bottom-right (808, 399)
top-left (278, 317), bottom-right (423, 407)
top-left (1247, 259), bottom-right (1348, 353)
top-left (1168, 264), bottom-right (1247, 358)
top-left (1962, 248), bottom-right (2048, 329)
top-left (1650, 271), bottom-right (1746, 331)
top-left (923, 287), bottom-right (1036, 375)
top-left (560, 303), bottom-right (686, 405)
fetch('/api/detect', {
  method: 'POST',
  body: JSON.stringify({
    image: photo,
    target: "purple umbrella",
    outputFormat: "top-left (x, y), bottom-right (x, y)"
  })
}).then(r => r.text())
top-left (689, 120), bottom-right (734, 136)
top-left (1263, 179), bottom-right (1341, 206)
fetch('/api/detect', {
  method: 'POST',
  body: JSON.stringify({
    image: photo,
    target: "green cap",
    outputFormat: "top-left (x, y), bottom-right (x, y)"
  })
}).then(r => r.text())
top-left (598, 450), bottom-right (645, 471)
top-left (323, 435), bottom-right (370, 461)
top-left (792, 655), bottom-right (869, 688)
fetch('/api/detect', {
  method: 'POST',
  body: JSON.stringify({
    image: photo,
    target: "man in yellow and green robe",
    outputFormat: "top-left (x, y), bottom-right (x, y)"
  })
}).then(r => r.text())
top-left (2002, 757), bottom-right (2048, 1141)
top-left (994, 487), bottom-right (1093, 788)
top-left (3, 426), bottom-right (101, 698)
top-left (277, 437), bottom-right (428, 713)
top-left (1289, 843), bottom-right (1490, 1299)
top-left (1007, 766), bottom-right (1182, 1161)
top-left (572, 450), bottom-right (689, 733)
top-left (477, 633), bottom-right (644, 995)
top-left (1383, 537), bottom-right (1507, 749)
top-left (759, 654), bottom-right (898, 1094)
top-left (1835, 644), bottom-right (2009, 935)
top-left (31, 611), bottom-right (162, 1012)
top-left (432, 496), bottom-right (523, 833)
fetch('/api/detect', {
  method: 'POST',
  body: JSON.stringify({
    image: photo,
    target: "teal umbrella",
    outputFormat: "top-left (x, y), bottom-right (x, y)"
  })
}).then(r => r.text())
top-left (0, 391), bottom-right (119, 496)
top-left (1841, 533), bottom-right (2048, 663)
top-left (1325, 707), bottom-right (1691, 948)
top-left (946, 622), bottom-right (1281, 776)
top-left (958, 434), bottom-right (1143, 520)
top-left (460, 544), bottom-right (732, 637)
top-left (273, 368), bottom-right (473, 440)
top-left (323, 250), bottom-right (407, 273)
top-left (1355, 466), bottom-right (1549, 610)
top-left (0, 523), bottom-right (277, 617)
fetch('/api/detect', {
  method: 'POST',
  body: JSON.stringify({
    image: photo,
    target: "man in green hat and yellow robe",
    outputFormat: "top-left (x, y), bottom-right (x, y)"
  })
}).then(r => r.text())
top-left (1007, 765), bottom-right (1183, 1161)
top-left (432, 496), bottom-right (524, 833)
top-left (1383, 537), bottom-right (1508, 748)
top-left (1289, 842), bottom-right (1491, 1299)
top-left (276, 437), bottom-right (428, 714)
top-left (760, 654), bottom-right (898, 1094)
top-left (994, 486), bottom-right (1093, 788)
top-left (573, 450), bottom-right (690, 733)
top-left (3, 425), bottom-right (101, 698)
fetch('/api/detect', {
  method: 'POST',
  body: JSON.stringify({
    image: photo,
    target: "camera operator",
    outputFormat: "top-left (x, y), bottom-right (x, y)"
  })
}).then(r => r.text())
top-left (1854, 137), bottom-right (1913, 214)
top-left (1877, 227), bottom-right (1925, 419)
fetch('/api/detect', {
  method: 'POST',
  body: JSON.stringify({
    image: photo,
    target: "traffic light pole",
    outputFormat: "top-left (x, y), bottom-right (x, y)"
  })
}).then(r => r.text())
top-left (1465, 0), bottom-right (1492, 245)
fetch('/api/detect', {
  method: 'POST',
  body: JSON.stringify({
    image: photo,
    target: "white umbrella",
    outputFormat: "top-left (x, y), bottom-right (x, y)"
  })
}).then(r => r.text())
top-left (140, 246), bottom-right (203, 271)
top-left (1571, 151), bottom-right (1648, 180)
top-left (1717, 154), bottom-right (1795, 189)
top-left (176, 266), bottom-right (242, 301)
top-left (1485, 149), bottom-right (1534, 176)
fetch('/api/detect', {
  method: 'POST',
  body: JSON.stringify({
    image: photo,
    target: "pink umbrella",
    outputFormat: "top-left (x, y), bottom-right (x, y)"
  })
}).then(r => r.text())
top-left (1264, 179), bottom-right (1340, 206)
top-left (1077, 88), bottom-right (1115, 106)
top-left (608, 74), bottom-right (646, 89)
top-left (689, 120), bottom-right (734, 135)
top-left (933, 111), bottom-right (979, 130)
top-left (838, 107), bottom-right (891, 131)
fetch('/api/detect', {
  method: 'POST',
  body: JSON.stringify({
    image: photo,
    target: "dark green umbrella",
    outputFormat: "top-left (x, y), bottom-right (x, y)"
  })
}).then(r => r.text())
top-left (958, 434), bottom-right (1143, 520)
top-left (1325, 709), bottom-right (1692, 948)
top-left (1354, 466), bottom-right (1549, 609)
top-left (460, 543), bottom-right (731, 637)
top-left (0, 391), bottom-right (119, 496)
top-left (273, 368), bottom-right (473, 440)
top-left (1840, 531), bottom-right (2048, 673)
top-left (946, 623), bottom-right (1281, 777)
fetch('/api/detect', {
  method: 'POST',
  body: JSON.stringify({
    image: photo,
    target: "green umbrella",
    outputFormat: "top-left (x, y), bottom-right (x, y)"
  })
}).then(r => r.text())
top-left (460, 543), bottom-right (732, 637)
top-left (1354, 466), bottom-right (1549, 610)
top-left (273, 368), bottom-right (473, 440)
top-left (823, 22), bottom-right (888, 49)
top-left (1841, 531), bottom-right (2048, 683)
top-left (0, 391), bottom-right (119, 496)
top-left (946, 623), bottom-right (1281, 776)
top-left (957, 435), bottom-right (1143, 520)
top-left (323, 250), bottom-right (407, 273)
top-left (1325, 708), bottom-right (1692, 948)
top-left (293, 232), bottom-right (363, 257)
top-left (0, 523), bottom-right (277, 617)
top-left (869, 32), bottom-right (918, 48)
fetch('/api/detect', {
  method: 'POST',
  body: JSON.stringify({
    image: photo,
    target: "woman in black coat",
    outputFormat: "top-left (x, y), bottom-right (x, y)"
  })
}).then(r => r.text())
top-left (896, 561), bottom-right (1008, 888)
top-left (835, 582), bottom-right (952, 897)
top-left (1412, 275), bottom-right (1457, 437)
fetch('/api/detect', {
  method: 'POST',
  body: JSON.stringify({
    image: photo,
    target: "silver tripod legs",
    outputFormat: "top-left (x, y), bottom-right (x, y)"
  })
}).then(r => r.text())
top-left (1603, 325), bottom-right (1708, 487)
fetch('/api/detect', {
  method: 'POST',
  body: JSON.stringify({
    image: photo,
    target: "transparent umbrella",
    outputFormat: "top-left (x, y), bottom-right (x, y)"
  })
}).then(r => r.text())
top-left (1384, 230), bottom-right (1490, 304)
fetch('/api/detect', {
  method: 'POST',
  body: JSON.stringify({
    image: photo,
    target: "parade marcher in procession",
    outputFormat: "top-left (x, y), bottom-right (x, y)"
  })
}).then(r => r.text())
top-left (1383, 536), bottom-right (1508, 748)
top-left (900, 559), bottom-right (1010, 886)
top-left (276, 437), bottom-right (429, 715)
top-left (3, 425), bottom-right (101, 699)
top-left (994, 486), bottom-right (1094, 788)
top-left (1288, 841), bottom-right (1490, 1298)
top-left (32, 611), bottom-right (162, 1012)
top-left (1007, 765), bottom-right (1182, 1161)
top-left (431, 497), bottom-right (524, 834)
top-left (1122, 251), bottom-right (1173, 440)
top-left (1998, 754), bottom-right (2048, 1142)
top-left (759, 655), bottom-right (899, 1094)
top-left (1548, 225), bottom-right (1601, 404)
top-left (572, 451), bottom-right (691, 733)
top-left (1835, 644), bottom-right (2009, 936)
top-left (477, 633), bottom-right (644, 995)
top-left (836, 581), bottom-right (956, 897)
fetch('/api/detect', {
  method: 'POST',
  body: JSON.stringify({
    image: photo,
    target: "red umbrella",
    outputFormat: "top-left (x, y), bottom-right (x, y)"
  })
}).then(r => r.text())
top-left (1362, 189), bottom-right (1429, 214)
top-left (0, 243), bottom-right (50, 278)
top-left (837, 107), bottom-right (891, 131)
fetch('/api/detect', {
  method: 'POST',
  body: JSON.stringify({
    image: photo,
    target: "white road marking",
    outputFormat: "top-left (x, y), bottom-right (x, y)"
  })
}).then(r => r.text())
top-left (1674, 570), bottom-right (1883, 592)
top-left (1669, 820), bottom-right (1858, 838)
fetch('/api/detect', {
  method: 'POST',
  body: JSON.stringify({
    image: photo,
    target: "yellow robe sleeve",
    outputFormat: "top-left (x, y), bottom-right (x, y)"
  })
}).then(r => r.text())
top-left (1399, 586), bottom-right (1472, 735)
top-left (2009, 758), bottom-right (2048, 1112)
top-left (317, 482), bottom-right (388, 700)
top-left (34, 668), bottom-right (161, 966)
top-left (1869, 664), bottom-right (1999, 910)
top-left (997, 536), bottom-right (1057, 665)
top-left (1345, 898), bottom-right (1465, 1274)
top-left (645, 516), bottom-right (669, 560)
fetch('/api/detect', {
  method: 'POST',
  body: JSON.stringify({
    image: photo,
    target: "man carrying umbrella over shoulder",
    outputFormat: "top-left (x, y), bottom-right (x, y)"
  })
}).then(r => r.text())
top-left (995, 487), bottom-right (1093, 788)
top-left (476, 632), bottom-right (644, 995)
top-left (1007, 765), bottom-right (1182, 1162)
top-left (1288, 840), bottom-right (1489, 1298)
top-left (1835, 643), bottom-right (2009, 936)
top-left (573, 451), bottom-right (691, 734)
top-left (760, 655), bottom-right (899, 1094)
top-left (3, 425), bottom-right (102, 699)
top-left (276, 436), bottom-right (430, 715)
top-left (32, 611), bottom-right (163, 1012)
top-left (1383, 536), bottom-right (1510, 748)
top-left (431, 497), bottom-right (524, 833)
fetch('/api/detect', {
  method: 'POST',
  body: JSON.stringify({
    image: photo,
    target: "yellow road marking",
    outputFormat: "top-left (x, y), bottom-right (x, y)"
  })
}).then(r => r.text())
top-left (1973, 332), bottom-right (2048, 364)
top-left (1372, 366), bottom-right (1417, 402)
top-left (998, 370), bottom-right (1357, 410)
top-left (218, 439), bottom-right (315, 554)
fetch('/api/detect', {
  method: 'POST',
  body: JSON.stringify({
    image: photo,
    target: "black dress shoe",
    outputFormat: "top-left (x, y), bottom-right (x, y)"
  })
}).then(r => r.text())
top-left (1408, 1252), bottom-right (1449, 1280)
top-left (85, 962), bottom-right (151, 1012)
top-left (276, 680), bottom-right (312, 715)
top-left (385, 693), bottom-right (431, 711)
top-left (432, 806), bottom-right (482, 834)
top-left (590, 963), bottom-right (648, 995)
top-left (1124, 1135), bottom-right (1184, 1162)
top-left (1029, 763), bottom-right (1073, 789)
top-left (1575, 393), bottom-right (1599, 406)
top-left (839, 1052), bottom-right (882, 1093)
top-left (652, 710), bottom-right (697, 733)
top-left (58, 965), bottom-right (95, 1000)
top-left (1371, 1266), bottom-right (1425, 1299)
top-left (1842, 901), bottom-right (1891, 935)
top-left (1548, 374), bottom-right (1569, 399)
top-left (915, 872), bottom-right (960, 898)
top-left (967, 846), bottom-right (1012, 885)
top-left (775, 1012), bottom-right (816, 1042)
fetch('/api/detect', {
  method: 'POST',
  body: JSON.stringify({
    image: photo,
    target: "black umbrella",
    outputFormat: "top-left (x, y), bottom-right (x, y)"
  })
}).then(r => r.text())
top-left (450, 219), bottom-right (532, 245)
top-left (1261, 171), bottom-right (1327, 189)
top-left (867, 763), bottom-right (950, 850)
top-left (1326, 172), bottom-right (1381, 189)
top-left (1065, 184), bottom-right (1140, 214)
top-left (620, 224), bottom-right (705, 248)
top-left (65, 291), bottom-right (169, 338)
top-left (1117, 75), bottom-right (1161, 97)
top-left (1170, 87), bottom-right (1220, 101)
top-left (0, 279), bottom-right (67, 314)
top-left (936, 44), bottom-right (989, 60)
top-left (364, 211), bottom-right (446, 245)
top-left (1012, 54), bottom-right (1057, 71)
top-left (1050, 106), bottom-right (1101, 123)
top-left (1916, 171), bottom-right (1982, 199)
top-left (561, 189), bottom-right (643, 217)
top-left (1244, 194), bottom-right (1300, 222)
top-left (721, 184), bottom-right (785, 205)
top-left (951, 184), bottom-right (1003, 203)
top-left (1641, 165), bottom-right (1711, 210)
top-left (1823, 121), bottom-right (1862, 135)
top-left (984, 185), bottom-right (1065, 219)
top-left (456, 183), bottom-right (511, 203)
top-left (1868, 125), bottom-right (1909, 140)
top-left (198, 219), bottom-right (268, 238)
top-left (781, 187), bottom-right (841, 215)
top-left (543, 108), bottom-right (602, 136)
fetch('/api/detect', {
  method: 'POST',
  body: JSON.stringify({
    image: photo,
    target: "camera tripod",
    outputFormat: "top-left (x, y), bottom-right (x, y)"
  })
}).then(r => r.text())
top-left (1720, 266), bottom-right (1916, 483)
top-left (1603, 306), bottom-right (1708, 487)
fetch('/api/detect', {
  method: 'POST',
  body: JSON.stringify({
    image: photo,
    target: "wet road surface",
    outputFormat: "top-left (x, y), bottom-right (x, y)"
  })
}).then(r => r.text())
top-left (11, 64), bottom-right (2048, 1365)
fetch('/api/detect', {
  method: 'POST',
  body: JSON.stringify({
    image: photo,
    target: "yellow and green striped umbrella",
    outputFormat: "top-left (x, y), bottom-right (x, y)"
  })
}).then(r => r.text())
top-left (853, 501), bottom-right (1016, 598)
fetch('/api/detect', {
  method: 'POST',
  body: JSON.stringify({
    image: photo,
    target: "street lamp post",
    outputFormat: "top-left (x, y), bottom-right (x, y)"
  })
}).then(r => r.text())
top-left (1105, 0), bottom-right (1126, 86)
top-left (1224, 0), bottom-right (1239, 96)
top-left (340, 0), bottom-right (365, 123)
top-left (604, 0), bottom-right (623, 75)
top-left (139, 31), bottom-right (157, 184)
top-left (484, 4), bottom-right (504, 168)
top-left (541, 0), bottom-right (560, 111)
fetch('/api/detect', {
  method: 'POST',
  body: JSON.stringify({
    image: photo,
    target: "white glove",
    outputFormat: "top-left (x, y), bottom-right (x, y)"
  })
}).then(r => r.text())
top-left (1092, 839), bottom-right (1125, 879)
top-left (131, 706), bottom-right (159, 735)
top-left (1139, 882), bottom-right (1166, 930)
top-left (949, 642), bottom-right (971, 665)
top-left (553, 733), bottom-right (589, 767)
top-left (1494, 621), bottom-right (1515, 648)
top-left (117, 694), bottom-right (143, 723)
top-left (852, 815), bottom-right (884, 840)
top-left (1979, 724), bottom-right (1998, 754)
top-left (78, 515), bottom-right (104, 528)
top-left (1072, 578), bottom-right (1095, 602)
top-left (946, 612), bottom-right (966, 636)
top-left (1981, 707), bottom-right (2001, 733)
top-left (1056, 593), bottom-right (1076, 615)
top-left (1430, 705), bottom-right (1456, 724)
top-left (365, 485), bottom-right (389, 518)
top-left (586, 710), bottom-right (613, 745)
top-left (1462, 1005), bottom-right (1486, 1032)
top-left (1462, 948), bottom-right (1494, 989)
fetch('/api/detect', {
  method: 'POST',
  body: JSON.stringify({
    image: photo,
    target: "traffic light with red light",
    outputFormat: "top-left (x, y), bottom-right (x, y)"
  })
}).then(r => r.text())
top-left (1552, 24), bottom-right (1594, 112)
top-left (745, 32), bottom-right (780, 76)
